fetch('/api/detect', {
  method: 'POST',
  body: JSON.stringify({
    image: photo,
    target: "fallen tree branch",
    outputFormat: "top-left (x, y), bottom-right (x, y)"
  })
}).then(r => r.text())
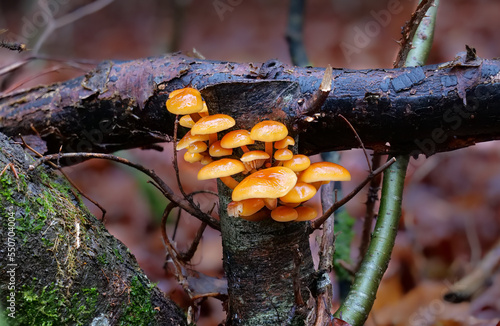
top-left (1, 53), bottom-right (500, 157)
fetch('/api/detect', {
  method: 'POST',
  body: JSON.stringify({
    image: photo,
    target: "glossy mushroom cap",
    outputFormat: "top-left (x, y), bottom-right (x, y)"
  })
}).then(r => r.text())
top-left (166, 88), bottom-right (203, 115)
top-left (250, 121), bottom-right (288, 142)
top-left (179, 115), bottom-right (195, 128)
top-left (240, 151), bottom-right (270, 162)
top-left (274, 148), bottom-right (293, 161)
top-left (295, 206), bottom-right (318, 221)
top-left (209, 141), bottom-right (233, 157)
top-left (283, 155), bottom-right (311, 172)
top-left (298, 162), bottom-right (351, 183)
top-left (220, 130), bottom-right (255, 149)
top-left (184, 151), bottom-right (203, 163)
top-left (232, 167), bottom-right (297, 201)
top-left (188, 141), bottom-right (208, 153)
top-left (279, 182), bottom-right (317, 204)
top-left (271, 206), bottom-right (298, 222)
top-left (240, 150), bottom-right (270, 172)
top-left (274, 136), bottom-right (295, 149)
top-left (176, 131), bottom-right (210, 150)
top-left (197, 158), bottom-right (245, 180)
top-left (227, 198), bottom-right (265, 217)
top-left (191, 114), bottom-right (235, 135)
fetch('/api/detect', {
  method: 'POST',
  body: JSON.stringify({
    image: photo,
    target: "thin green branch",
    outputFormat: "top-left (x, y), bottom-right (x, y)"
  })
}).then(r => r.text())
top-left (334, 155), bottom-right (409, 325)
top-left (334, 1), bottom-right (439, 324)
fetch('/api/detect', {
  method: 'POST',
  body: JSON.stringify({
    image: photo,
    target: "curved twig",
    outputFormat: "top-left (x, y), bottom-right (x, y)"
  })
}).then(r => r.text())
top-left (29, 152), bottom-right (221, 230)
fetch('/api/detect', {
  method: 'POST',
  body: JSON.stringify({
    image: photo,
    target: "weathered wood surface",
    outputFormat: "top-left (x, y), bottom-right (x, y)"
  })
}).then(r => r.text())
top-left (1, 53), bottom-right (499, 157)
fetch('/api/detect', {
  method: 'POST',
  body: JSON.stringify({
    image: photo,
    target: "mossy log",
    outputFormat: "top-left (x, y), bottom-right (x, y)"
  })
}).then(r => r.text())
top-left (0, 133), bottom-right (186, 325)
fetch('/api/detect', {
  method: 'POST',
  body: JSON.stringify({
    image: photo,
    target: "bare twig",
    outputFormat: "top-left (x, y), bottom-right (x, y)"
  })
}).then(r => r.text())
top-left (394, 0), bottom-right (434, 68)
top-left (444, 239), bottom-right (500, 303)
top-left (338, 114), bottom-right (371, 171)
top-left (33, 0), bottom-right (115, 54)
top-left (179, 222), bottom-right (208, 262)
top-left (356, 154), bottom-right (383, 270)
top-left (20, 135), bottom-right (107, 219)
top-left (29, 152), bottom-right (221, 230)
top-left (311, 158), bottom-right (397, 231)
top-left (313, 181), bottom-right (336, 325)
top-left (160, 202), bottom-right (190, 294)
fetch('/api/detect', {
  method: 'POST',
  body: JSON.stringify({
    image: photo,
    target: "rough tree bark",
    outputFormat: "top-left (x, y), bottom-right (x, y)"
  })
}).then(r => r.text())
top-left (1, 53), bottom-right (500, 325)
top-left (0, 133), bottom-right (186, 325)
top-left (0, 53), bottom-right (499, 156)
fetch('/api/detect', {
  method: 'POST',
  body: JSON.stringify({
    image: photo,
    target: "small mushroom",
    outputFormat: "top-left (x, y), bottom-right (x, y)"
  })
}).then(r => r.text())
top-left (227, 198), bottom-right (265, 217)
top-left (209, 141), bottom-right (233, 157)
top-left (295, 206), bottom-right (318, 221)
top-left (220, 129), bottom-right (255, 153)
top-left (176, 131), bottom-right (209, 151)
top-left (298, 161), bottom-right (351, 189)
top-left (273, 148), bottom-right (293, 164)
top-left (274, 136), bottom-right (295, 149)
top-left (198, 158), bottom-right (245, 189)
top-left (279, 182), bottom-right (317, 204)
top-left (283, 155), bottom-right (311, 172)
top-left (184, 151), bottom-right (203, 163)
top-left (166, 87), bottom-right (204, 122)
top-left (240, 150), bottom-right (270, 173)
top-left (191, 114), bottom-right (235, 145)
top-left (187, 141), bottom-right (208, 153)
top-left (250, 121), bottom-right (288, 164)
top-left (271, 206), bottom-right (298, 222)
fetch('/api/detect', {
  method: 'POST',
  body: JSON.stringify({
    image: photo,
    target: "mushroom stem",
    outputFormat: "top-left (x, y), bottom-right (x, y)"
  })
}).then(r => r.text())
top-left (189, 113), bottom-right (202, 123)
top-left (241, 145), bottom-right (250, 152)
top-left (265, 142), bottom-right (273, 164)
top-left (208, 133), bottom-right (218, 146)
top-left (220, 176), bottom-right (239, 189)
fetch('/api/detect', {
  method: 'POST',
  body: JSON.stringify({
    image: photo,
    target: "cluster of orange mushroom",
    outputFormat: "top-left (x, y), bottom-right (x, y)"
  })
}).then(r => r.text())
top-left (166, 87), bottom-right (351, 222)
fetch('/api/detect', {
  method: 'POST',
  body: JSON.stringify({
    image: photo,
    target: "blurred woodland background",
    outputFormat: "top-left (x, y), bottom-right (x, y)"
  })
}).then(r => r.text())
top-left (1, 0), bottom-right (500, 325)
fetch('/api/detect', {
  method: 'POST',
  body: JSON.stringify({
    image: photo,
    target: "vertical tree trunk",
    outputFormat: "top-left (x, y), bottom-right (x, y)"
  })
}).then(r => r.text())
top-left (219, 183), bottom-right (315, 325)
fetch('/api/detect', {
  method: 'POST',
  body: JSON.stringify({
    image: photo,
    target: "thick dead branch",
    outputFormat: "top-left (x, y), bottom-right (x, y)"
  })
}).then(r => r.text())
top-left (1, 53), bottom-right (500, 157)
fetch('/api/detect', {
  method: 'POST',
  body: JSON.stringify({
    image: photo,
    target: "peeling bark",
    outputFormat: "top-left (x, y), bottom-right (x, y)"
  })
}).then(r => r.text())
top-left (0, 53), bottom-right (499, 158)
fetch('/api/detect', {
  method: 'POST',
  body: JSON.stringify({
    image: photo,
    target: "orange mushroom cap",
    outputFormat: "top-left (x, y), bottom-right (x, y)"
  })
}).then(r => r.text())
top-left (197, 158), bottom-right (245, 180)
top-left (200, 155), bottom-right (213, 165)
top-left (220, 129), bottom-right (255, 149)
top-left (191, 114), bottom-right (235, 135)
top-left (184, 151), bottom-right (203, 163)
top-left (295, 206), bottom-right (318, 221)
top-left (250, 121), bottom-right (288, 142)
top-left (274, 136), bottom-right (295, 149)
top-left (271, 206), bottom-right (298, 222)
top-left (274, 148), bottom-right (293, 161)
top-left (227, 198), bottom-right (265, 217)
top-left (298, 162), bottom-right (351, 183)
top-left (176, 131), bottom-right (210, 150)
top-left (283, 155), bottom-right (311, 172)
top-left (209, 141), bottom-right (233, 157)
top-left (240, 150), bottom-right (270, 162)
top-left (279, 182), bottom-right (317, 203)
top-left (188, 141), bottom-right (208, 153)
top-left (166, 88), bottom-right (203, 115)
top-left (232, 167), bottom-right (297, 201)
top-left (179, 115), bottom-right (195, 128)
